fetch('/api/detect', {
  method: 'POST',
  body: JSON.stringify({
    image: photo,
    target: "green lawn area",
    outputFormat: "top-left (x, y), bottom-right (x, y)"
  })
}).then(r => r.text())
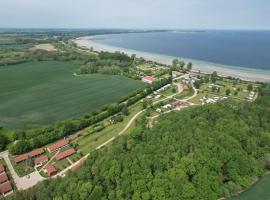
top-left (53, 159), bottom-right (70, 171)
top-left (74, 103), bottom-right (143, 154)
top-left (8, 156), bottom-right (35, 177)
top-left (230, 174), bottom-right (270, 200)
top-left (0, 61), bottom-right (145, 129)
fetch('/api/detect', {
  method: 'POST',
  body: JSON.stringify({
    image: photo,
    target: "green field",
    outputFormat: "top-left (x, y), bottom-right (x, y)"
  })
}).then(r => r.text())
top-left (0, 61), bottom-right (144, 129)
top-left (230, 174), bottom-right (270, 200)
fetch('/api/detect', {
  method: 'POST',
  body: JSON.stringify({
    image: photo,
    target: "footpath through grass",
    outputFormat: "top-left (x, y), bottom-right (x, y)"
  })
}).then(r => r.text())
top-left (75, 103), bottom-right (143, 154)
top-left (0, 61), bottom-right (144, 129)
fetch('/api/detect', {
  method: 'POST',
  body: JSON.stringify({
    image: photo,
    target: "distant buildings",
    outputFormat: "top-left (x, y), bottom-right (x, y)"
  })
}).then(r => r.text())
top-left (142, 76), bottom-right (156, 84)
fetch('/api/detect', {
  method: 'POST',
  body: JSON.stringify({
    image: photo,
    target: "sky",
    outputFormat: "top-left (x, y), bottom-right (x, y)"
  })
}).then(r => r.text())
top-left (0, 0), bottom-right (269, 29)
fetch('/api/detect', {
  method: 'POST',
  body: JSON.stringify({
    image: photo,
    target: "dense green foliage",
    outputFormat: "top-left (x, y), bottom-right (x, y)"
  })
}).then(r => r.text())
top-left (9, 85), bottom-right (270, 200)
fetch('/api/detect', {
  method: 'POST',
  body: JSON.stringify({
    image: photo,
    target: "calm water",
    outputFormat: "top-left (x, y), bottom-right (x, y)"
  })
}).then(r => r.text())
top-left (94, 31), bottom-right (270, 70)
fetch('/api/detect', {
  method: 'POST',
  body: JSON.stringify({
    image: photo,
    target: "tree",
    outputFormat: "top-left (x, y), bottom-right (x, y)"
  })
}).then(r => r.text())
top-left (0, 132), bottom-right (8, 150)
top-left (172, 87), bottom-right (177, 93)
top-left (187, 62), bottom-right (193, 71)
top-left (172, 59), bottom-right (178, 69)
top-left (247, 84), bottom-right (253, 92)
top-left (226, 89), bottom-right (231, 95)
top-left (121, 105), bottom-right (129, 116)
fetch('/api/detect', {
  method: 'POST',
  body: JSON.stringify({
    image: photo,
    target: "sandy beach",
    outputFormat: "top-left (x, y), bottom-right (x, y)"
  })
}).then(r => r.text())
top-left (74, 35), bottom-right (270, 82)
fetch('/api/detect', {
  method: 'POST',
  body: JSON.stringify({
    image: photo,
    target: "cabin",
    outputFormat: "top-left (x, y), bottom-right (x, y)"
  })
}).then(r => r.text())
top-left (0, 164), bottom-right (4, 174)
top-left (55, 148), bottom-right (76, 161)
top-left (34, 155), bottom-right (49, 167)
top-left (14, 148), bottom-right (44, 164)
top-left (0, 173), bottom-right (8, 184)
top-left (47, 139), bottom-right (69, 153)
top-left (142, 76), bottom-right (156, 84)
top-left (0, 181), bottom-right (13, 196)
top-left (45, 164), bottom-right (57, 177)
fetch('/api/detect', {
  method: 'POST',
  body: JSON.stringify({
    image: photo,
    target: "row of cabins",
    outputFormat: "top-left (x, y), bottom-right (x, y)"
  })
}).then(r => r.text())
top-left (13, 139), bottom-right (76, 177)
top-left (0, 164), bottom-right (13, 197)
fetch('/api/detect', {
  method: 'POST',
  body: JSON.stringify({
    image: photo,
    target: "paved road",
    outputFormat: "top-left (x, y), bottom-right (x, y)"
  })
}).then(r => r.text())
top-left (0, 151), bottom-right (45, 191)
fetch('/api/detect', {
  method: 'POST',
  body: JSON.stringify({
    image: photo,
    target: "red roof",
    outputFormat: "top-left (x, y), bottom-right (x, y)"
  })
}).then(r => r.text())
top-left (45, 164), bottom-right (57, 177)
top-left (0, 173), bottom-right (8, 184)
top-left (47, 139), bottom-right (68, 152)
top-left (183, 84), bottom-right (189, 91)
top-left (143, 76), bottom-right (156, 82)
top-left (34, 155), bottom-right (48, 166)
top-left (171, 101), bottom-right (181, 107)
top-left (55, 148), bottom-right (76, 161)
top-left (0, 181), bottom-right (12, 194)
top-left (0, 164), bottom-right (4, 174)
top-left (14, 148), bottom-right (44, 163)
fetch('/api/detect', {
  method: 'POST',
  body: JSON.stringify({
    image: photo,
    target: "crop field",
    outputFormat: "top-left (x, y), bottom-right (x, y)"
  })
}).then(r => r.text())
top-left (0, 61), bottom-right (144, 129)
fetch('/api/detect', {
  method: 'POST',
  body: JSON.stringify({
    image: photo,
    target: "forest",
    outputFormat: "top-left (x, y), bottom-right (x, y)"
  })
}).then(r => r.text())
top-left (8, 84), bottom-right (270, 200)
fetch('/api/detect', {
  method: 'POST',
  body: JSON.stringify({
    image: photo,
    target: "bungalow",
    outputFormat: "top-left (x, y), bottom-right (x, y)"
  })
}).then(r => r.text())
top-left (0, 164), bottom-right (4, 174)
top-left (47, 139), bottom-right (69, 153)
top-left (55, 148), bottom-right (76, 161)
top-left (171, 101), bottom-right (182, 108)
top-left (0, 173), bottom-right (8, 184)
top-left (14, 148), bottom-right (44, 164)
top-left (45, 164), bottom-right (57, 177)
top-left (142, 76), bottom-right (156, 84)
top-left (34, 155), bottom-right (49, 167)
top-left (0, 181), bottom-right (12, 196)
top-left (183, 84), bottom-right (189, 91)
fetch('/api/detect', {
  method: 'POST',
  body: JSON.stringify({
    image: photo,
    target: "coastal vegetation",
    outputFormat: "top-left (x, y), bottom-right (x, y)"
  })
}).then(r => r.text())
top-left (8, 84), bottom-right (270, 200)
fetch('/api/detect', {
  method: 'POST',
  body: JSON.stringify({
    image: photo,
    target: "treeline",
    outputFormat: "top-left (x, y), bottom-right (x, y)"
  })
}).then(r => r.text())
top-left (8, 84), bottom-right (270, 200)
top-left (80, 51), bottom-right (138, 78)
top-left (6, 77), bottom-right (172, 155)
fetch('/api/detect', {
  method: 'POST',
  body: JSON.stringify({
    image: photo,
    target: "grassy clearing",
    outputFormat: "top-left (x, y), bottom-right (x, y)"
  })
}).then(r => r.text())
top-left (74, 103), bottom-right (143, 154)
top-left (0, 61), bottom-right (144, 129)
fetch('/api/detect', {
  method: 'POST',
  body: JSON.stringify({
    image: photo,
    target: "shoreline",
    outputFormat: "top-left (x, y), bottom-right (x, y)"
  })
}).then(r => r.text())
top-left (74, 35), bottom-right (270, 82)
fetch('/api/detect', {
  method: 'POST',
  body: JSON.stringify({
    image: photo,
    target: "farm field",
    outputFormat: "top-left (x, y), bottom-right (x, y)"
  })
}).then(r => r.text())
top-left (0, 61), bottom-right (145, 129)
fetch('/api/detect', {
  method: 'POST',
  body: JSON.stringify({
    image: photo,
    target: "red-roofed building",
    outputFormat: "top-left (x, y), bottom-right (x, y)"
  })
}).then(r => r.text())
top-left (142, 76), bottom-right (156, 84)
top-left (0, 173), bottom-right (8, 184)
top-left (45, 164), bottom-right (57, 177)
top-left (47, 139), bottom-right (69, 153)
top-left (0, 164), bottom-right (4, 174)
top-left (14, 148), bottom-right (44, 164)
top-left (0, 181), bottom-right (12, 196)
top-left (55, 148), bottom-right (76, 161)
top-left (183, 84), bottom-right (189, 91)
top-left (34, 155), bottom-right (48, 167)
top-left (171, 101), bottom-right (182, 108)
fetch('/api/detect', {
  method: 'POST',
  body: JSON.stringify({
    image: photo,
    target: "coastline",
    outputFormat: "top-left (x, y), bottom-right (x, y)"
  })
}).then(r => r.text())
top-left (74, 35), bottom-right (270, 82)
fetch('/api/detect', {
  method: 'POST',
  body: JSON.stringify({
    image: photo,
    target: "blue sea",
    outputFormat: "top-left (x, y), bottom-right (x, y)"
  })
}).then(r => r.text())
top-left (93, 30), bottom-right (270, 71)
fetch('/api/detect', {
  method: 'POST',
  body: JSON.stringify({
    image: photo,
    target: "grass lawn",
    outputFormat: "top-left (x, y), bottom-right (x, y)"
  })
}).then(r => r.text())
top-left (175, 89), bottom-right (195, 100)
top-left (0, 61), bottom-right (145, 129)
top-left (54, 159), bottom-right (70, 171)
top-left (74, 103), bottom-right (143, 154)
